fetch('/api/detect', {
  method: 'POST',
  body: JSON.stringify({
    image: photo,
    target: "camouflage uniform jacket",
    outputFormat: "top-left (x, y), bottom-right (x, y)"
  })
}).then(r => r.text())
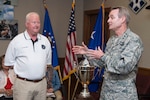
top-left (94, 28), bottom-right (143, 100)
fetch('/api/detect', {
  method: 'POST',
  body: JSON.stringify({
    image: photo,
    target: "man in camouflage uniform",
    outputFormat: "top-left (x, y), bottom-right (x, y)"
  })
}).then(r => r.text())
top-left (72, 6), bottom-right (143, 100)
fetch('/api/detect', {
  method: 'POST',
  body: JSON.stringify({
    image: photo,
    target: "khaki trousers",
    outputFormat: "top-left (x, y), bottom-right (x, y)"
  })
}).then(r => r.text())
top-left (13, 78), bottom-right (47, 100)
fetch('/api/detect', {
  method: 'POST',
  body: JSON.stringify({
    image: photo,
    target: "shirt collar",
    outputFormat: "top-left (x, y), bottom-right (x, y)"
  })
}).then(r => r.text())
top-left (24, 30), bottom-right (41, 40)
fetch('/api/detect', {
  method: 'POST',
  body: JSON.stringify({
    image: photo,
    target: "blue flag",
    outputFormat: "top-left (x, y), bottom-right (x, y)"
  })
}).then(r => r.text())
top-left (43, 8), bottom-right (59, 67)
top-left (88, 4), bottom-right (105, 92)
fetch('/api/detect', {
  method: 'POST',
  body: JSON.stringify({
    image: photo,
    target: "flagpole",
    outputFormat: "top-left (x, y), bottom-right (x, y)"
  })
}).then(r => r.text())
top-left (68, 77), bottom-right (71, 100)
top-left (102, 0), bottom-right (105, 4)
top-left (43, 0), bottom-right (47, 9)
top-left (73, 0), bottom-right (75, 3)
top-left (102, 1), bottom-right (105, 51)
top-left (87, 0), bottom-right (105, 92)
top-left (43, 0), bottom-right (64, 99)
top-left (64, 0), bottom-right (77, 99)
top-left (68, 1), bottom-right (76, 100)
top-left (71, 78), bottom-right (79, 100)
top-left (54, 66), bottom-right (63, 84)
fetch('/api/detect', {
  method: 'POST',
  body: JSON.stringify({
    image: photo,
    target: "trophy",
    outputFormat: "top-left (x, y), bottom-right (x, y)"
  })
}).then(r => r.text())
top-left (74, 58), bottom-right (95, 99)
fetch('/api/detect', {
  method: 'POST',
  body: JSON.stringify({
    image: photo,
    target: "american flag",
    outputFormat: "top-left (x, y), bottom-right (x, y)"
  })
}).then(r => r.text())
top-left (63, 2), bottom-right (77, 81)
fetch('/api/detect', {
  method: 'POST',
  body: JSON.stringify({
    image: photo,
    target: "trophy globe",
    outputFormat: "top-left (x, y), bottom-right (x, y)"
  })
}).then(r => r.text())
top-left (74, 58), bottom-right (95, 99)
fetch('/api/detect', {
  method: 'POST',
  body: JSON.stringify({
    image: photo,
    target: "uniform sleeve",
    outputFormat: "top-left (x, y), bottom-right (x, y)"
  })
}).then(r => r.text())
top-left (100, 37), bottom-right (143, 74)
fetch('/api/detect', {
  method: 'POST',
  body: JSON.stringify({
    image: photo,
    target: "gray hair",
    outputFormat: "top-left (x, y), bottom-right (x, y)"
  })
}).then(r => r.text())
top-left (25, 12), bottom-right (40, 23)
top-left (111, 6), bottom-right (130, 25)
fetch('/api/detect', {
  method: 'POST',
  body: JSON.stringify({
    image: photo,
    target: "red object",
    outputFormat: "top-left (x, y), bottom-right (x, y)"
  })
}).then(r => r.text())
top-left (4, 77), bottom-right (13, 89)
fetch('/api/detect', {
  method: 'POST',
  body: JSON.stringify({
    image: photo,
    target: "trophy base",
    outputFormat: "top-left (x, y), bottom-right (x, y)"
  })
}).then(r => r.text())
top-left (80, 91), bottom-right (90, 98)
top-left (74, 93), bottom-right (95, 100)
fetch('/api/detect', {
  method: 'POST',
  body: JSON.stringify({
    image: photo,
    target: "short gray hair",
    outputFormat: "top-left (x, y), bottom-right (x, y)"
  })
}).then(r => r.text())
top-left (111, 6), bottom-right (130, 25)
top-left (25, 12), bottom-right (40, 23)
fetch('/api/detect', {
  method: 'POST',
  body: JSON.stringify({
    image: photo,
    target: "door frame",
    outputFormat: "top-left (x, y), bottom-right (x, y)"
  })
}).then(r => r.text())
top-left (83, 7), bottom-right (111, 45)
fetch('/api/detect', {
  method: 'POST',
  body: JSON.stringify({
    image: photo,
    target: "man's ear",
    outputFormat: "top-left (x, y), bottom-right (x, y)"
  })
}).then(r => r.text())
top-left (121, 16), bottom-right (126, 24)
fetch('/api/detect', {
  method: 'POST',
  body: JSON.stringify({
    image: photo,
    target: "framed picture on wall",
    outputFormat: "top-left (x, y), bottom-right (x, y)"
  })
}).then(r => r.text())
top-left (0, 0), bottom-right (18, 6)
top-left (0, 20), bottom-right (18, 40)
top-left (129, 0), bottom-right (147, 14)
top-left (0, 5), bottom-right (14, 20)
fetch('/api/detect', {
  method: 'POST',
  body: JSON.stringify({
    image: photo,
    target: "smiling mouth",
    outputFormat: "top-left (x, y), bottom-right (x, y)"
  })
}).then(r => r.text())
top-left (108, 24), bottom-right (112, 26)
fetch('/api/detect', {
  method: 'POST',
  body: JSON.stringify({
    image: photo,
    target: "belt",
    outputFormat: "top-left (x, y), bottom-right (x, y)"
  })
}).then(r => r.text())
top-left (17, 75), bottom-right (45, 83)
